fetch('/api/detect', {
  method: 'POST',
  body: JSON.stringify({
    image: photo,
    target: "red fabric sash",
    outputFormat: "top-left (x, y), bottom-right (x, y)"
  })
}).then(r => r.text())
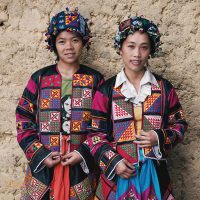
top-left (50, 135), bottom-right (70, 200)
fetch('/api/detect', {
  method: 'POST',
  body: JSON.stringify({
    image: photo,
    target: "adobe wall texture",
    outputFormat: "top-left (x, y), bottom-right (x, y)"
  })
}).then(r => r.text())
top-left (0, 0), bottom-right (199, 199)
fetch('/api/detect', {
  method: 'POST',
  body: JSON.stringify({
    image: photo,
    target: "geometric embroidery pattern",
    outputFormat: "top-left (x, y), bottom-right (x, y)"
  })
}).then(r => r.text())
top-left (25, 141), bottom-right (43, 161)
top-left (82, 88), bottom-right (92, 98)
top-left (50, 135), bottom-right (59, 146)
top-left (112, 101), bottom-right (132, 120)
top-left (82, 111), bottom-right (91, 121)
top-left (82, 98), bottom-right (92, 109)
top-left (40, 111), bottom-right (60, 132)
top-left (92, 136), bottom-right (102, 145)
top-left (70, 134), bottom-right (86, 146)
top-left (50, 122), bottom-right (60, 132)
top-left (113, 99), bottom-right (133, 115)
top-left (40, 135), bottom-right (60, 152)
top-left (69, 187), bottom-right (76, 198)
top-left (18, 97), bottom-right (34, 113)
top-left (40, 89), bottom-right (61, 110)
top-left (167, 194), bottom-right (175, 200)
top-left (104, 150), bottom-right (115, 159)
top-left (73, 88), bottom-right (82, 98)
top-left (71, 121), bottom-right (81, 132)
top-left (41, 75), bottom-right (61, 88)
top-left (114, 121), bottom-right (135, 142)
top-left (119, 143), bottom-right (137, 162)
top-left (92, 118), bottom-right (100, 128)
top-left (74, 177), bottom-right (93, 199)
top-left (73, 74), bottom-right (93, 87)
top-left (143, 115), bottom-right (161, 130)
top-left (40, 122), bottom-right (50, 132)
top-left (71, 111), bottom-right (83, 121)
top-left (144, 93), bottom-right (161, 113)
top-left (113, 87), bottom-right (124, 98)
top-left (99, 160), bottom-right (106, 171)
top-left (152, 83), bottom-right (161, 91)
top-left (23, 167), bottom-right (48, 200)
top-left (72, 98), bottom-right (82, 108)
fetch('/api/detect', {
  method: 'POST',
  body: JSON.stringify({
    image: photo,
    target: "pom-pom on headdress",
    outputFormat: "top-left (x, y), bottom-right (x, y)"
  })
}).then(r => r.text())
top-left (114, 16), bottom-right (162, 57)
top-left (45, 7), bottom-right (91, 51)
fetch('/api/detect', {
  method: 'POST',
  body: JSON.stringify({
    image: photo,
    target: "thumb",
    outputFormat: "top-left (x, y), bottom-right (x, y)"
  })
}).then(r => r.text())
top-left (124, 160), bottom-right (134, 170)
top-left (65, 152), bottom-right (73, 159)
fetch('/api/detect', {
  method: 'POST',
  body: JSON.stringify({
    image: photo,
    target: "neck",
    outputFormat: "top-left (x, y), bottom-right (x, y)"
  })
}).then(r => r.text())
top-left (57, 60), bottom-right (80, 79)
top-left (124, 68), bottom-right (145, 92)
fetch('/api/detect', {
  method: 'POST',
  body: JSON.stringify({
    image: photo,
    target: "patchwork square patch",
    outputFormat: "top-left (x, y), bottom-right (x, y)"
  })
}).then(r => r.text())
top-left (51, 89), bottom-right (60, 99)
top-left (71, 121), bottom-right (81, 132)
top-left (82, 88), bottom-right (92, 98)
top-left (40, 122), bottom-right (50, 132)
top-left (41, 99), bottom-right (50, 109)
top-left (72, 98), bottom-right (82, 108)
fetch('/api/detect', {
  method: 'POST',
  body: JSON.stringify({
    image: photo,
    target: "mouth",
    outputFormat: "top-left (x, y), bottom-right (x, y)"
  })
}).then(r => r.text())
top-left (64, 53), bottom-right (75, 57)
top-left (130, 60), bottom-right (141, 65)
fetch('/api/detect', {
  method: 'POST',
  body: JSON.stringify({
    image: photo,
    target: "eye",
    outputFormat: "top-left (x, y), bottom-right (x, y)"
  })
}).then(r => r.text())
top-left (141, 46), bottom-right (149, 50)
top-left (72, 38), bottom-right (80, 43)
top-left (58, 40), bottom-right (65, 44)
top-left (128, 45), bottom-right (135, 49)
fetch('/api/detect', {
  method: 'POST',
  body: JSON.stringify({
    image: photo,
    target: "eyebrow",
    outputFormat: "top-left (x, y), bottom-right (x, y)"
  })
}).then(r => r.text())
top-left (57, 36), bottom-right (80, 40)
top-left (127, 42), bottom-right (149, 45)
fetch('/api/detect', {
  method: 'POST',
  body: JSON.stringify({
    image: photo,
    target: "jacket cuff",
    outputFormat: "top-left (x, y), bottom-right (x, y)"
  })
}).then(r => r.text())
top-left (76, 143), bottom-right (95, 172)
top-left (29, 146), bottom-right (52, 173)
top-left (74, 150), bottom-right (89, 174)
top-left (106, 156), bottom-right (124, 180)
top-left (154, 129), bottom-right (166, 157)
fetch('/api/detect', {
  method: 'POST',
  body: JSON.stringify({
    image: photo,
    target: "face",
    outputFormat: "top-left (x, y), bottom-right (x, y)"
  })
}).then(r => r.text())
top-left (120, 31), bottom-right (151, 74)
top-left (55, 31), bottom-right (83, 66)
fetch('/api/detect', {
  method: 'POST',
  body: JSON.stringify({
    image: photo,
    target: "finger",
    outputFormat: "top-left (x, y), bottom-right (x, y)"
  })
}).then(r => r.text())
top-left (61, 157), bottom-right (74, 166)
top-left (140, 130), bottom-right (147, 135)
top-left (119, 174), bottom-right (129, 179)
top-left (123, 160), bottom-right (135, 170)
top-left (134, 140), bottom-right (150, 145)
top-left (136, 134), bottom-right (148, 140)
top-left (51, 151), bottom-right (61, 156)
top-left (138, 144), bottom-right (152, 148)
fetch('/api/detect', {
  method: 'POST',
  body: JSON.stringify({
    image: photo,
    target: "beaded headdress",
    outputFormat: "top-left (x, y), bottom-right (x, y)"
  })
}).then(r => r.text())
top-left (45, 7), bottom-right (91, 51)
top-left (114, 16), bottom-right (161, 57)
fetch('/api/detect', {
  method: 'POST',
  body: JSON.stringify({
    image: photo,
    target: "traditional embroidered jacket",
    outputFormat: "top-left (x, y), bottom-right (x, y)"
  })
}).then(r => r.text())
top-left (80, 73), bottom-right (188, 200)
top-left (16, 64), bottom-right (104, 199)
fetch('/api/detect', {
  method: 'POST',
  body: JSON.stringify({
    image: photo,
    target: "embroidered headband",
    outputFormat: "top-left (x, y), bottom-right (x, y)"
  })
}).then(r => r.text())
top-left (45, 7), bottom-right (91, 51)
top-left (114, 16), bottom-right (162, 57)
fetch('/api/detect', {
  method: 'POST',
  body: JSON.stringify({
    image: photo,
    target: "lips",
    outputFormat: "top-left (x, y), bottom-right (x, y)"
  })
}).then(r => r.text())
top-left (64, 53), bottom-right (75, 58)
top-left (130, 60), bottom-right (141, 65)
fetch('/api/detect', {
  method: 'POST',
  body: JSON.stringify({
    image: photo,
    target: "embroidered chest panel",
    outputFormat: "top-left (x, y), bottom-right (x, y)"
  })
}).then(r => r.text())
top-left (38, 74), bottom-right (94, 134)
top-left (112, 81), bottom-right (163, 158)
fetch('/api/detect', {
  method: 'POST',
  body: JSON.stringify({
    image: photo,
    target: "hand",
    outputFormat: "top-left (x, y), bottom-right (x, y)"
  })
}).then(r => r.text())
top-left (61, 151), bottom-right (83, 166)
top-left (42, 151), bottom-right (61, 168)
top-left (115, 160), bottom-right (136, 179)
top-left (134, 130), bottom-right (158, 148)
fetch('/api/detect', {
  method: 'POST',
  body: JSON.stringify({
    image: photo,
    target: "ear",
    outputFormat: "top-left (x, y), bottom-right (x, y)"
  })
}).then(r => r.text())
top-left (119, 49), bottom-right (122, 56)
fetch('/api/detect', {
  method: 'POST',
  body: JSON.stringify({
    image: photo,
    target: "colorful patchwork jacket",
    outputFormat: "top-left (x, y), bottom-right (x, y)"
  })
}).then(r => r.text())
top-left (79, 74), bottom-right (188, 199)
top-left (16, 64), bottom-right (104, 199)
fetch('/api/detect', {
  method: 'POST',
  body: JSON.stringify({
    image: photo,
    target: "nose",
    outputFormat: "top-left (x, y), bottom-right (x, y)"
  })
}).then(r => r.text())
top-left (133, 47), bottom-right (141, 58)
top-left (65, 41), bottom-right (73, 50)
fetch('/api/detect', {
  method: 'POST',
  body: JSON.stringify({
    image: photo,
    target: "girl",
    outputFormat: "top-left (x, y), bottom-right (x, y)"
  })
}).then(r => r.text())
top-left (16, 7), bottom-right (103, 200)
top-left (81, 16), bottom-right (188, 199)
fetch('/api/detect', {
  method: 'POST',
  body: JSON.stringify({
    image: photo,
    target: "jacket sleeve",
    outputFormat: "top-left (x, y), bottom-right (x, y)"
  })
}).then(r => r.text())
top-left (154, 81), bottom-right (188, 158)
top-left (16, 74), bottom-right (51, 173)
top-left (78, 89), bottom-right (123, 180)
